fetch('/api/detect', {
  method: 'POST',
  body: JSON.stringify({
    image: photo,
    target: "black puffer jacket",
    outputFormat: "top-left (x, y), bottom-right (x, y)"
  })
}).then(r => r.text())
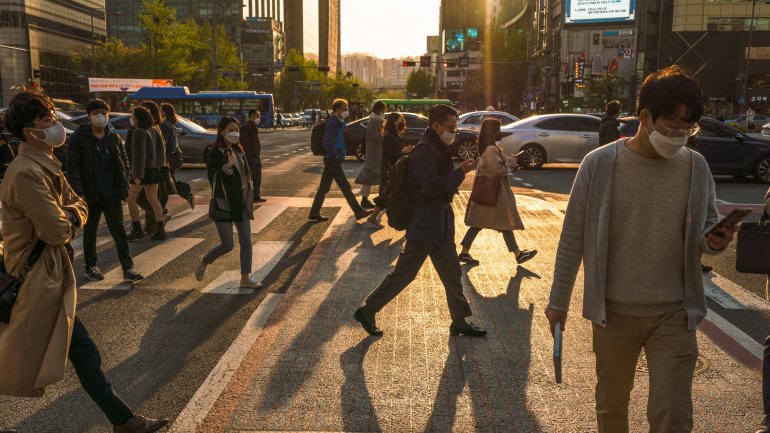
top-left (206, 147), bottom-right (253, 222)
top-left (66, 124), bottom-right (129, 202)
top-left (599, 116), bottom-right (621, 145)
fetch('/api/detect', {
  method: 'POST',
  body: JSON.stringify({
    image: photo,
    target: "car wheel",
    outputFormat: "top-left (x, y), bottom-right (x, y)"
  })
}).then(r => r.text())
top-left (456, 139), bottom-right (477, 161)
top-left (520, 143), bottom-right (546, 170)
top-left (753, 155), bottom-right (770, 183)
top-left (356, 141), bottom-right (366, 162)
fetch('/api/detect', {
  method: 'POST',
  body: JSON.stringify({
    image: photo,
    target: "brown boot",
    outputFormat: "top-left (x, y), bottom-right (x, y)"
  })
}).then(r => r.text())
top-left (113, 415), bottom-right (168, 433)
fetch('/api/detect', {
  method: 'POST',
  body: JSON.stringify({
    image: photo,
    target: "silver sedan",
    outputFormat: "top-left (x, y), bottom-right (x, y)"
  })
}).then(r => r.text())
top-left (497, 114), bottom-right (601, 169)
top-left (457, 110), bottom-right (519, 132)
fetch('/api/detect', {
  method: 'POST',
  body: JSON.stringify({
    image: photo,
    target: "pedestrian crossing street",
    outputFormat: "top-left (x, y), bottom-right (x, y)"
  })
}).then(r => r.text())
top-left (74, 197), bottom-right (351, 295)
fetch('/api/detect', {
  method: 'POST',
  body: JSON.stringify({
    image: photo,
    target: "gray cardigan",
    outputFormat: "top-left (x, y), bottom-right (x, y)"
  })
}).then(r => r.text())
top-left (129, 128), bottom-right (160, 180)
top-left (548, 140), bottom-right (724, 330)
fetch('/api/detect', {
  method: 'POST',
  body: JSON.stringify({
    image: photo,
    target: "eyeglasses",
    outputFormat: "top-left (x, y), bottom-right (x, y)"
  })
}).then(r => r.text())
top-left (657, 121), bottom-right (700, 138)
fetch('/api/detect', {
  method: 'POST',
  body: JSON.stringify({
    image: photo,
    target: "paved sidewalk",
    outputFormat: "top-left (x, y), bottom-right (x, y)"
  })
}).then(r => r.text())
top-left (192, 193), bottom-right (763, 433)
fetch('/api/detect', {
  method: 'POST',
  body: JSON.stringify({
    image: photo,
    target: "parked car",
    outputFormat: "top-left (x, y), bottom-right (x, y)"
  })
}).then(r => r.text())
top-left (293, 113), bottom-right (302, 126)
top-left (724, 113), bottom-right (770, 132)
top-left (108, 114), bottom-right (216, 164)
top-left (302, 109), bottom-right (321, 127)
top-left (457, 110), bottom-right (519, 132)
top-left (762, 121), bottom-right (770, 137)
top-left (497, 114), bottom-right (601, 169)
top-left (692, 117), bottom-right (770, 183)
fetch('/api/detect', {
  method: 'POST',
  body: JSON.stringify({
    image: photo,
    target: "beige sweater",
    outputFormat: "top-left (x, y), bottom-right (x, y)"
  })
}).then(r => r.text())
top-left (605, 142), bottom-right (693, 316)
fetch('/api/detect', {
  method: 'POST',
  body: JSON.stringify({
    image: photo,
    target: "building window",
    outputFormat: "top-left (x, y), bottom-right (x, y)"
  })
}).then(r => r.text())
top-left (707, 17), bottom-right (770, 31)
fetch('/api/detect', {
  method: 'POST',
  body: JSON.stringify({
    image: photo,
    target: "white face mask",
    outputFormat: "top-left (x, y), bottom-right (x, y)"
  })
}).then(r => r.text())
top-left (130, 117), bottom-right (136, 127)
top-left (90, 114), bottom-right (108, 128)
top-left (440, 130), bottom-right (456, 146)
top-left (224, 131), bottom-right (240, 144)
top-left (646, 124), bottom-right (688, 159)
top-left (340, 110), bottom-right (350, 119)
top-left (29, 121), bottom-right (66, 148)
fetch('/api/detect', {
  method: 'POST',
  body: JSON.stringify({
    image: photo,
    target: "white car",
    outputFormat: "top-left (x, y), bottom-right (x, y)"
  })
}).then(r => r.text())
top-left (497, 114), bottom-right (601, 169)
top-left (457, 110), bottom-right (519, 132)
top-left (762, 121), bottom-right (770, 137)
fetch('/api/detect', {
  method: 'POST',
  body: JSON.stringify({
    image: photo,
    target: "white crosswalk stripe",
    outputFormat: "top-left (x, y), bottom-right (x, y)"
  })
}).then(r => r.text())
top-left (201, 241), bottom-right (293, 295)
top-left (235, 204), bottom-right (288, 234)
top-left (81, 237), bottom-right (205, 290)
top-left (165, 206), bottom-right (210, 232)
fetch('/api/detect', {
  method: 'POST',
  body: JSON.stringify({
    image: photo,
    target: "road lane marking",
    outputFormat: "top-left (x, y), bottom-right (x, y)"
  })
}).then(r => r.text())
top-left (72, 236), bottom-right (112, 258)
top-left (165, 206), bottom-right (211, 233)
top-left (167, 292), bottom-right (284, 433)
top-left (704, 272), bottom-right (770, 311)
top-left (201, 241), bottom-right (293, 294)
top-left (703, 308), bottom-right (763, 361)
top-left (513, 177), bottom-right (523, 181)
top-left (522, 182), bottom-right (534, 187)
top-left (81, 237), bottom-right (205, 290)
top-left (234, 204), bottom-right (287, 235)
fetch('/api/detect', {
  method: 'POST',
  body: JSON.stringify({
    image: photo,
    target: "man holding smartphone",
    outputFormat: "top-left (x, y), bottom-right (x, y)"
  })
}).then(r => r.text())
top-left (545, 66), bottom-right (735, 433)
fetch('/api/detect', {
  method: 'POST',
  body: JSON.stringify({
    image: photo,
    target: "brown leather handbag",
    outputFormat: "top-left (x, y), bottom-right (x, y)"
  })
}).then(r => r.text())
top-left (470, 176), bottom-right (500, 206)
top-left (736, 218), bottom-right (770, 274)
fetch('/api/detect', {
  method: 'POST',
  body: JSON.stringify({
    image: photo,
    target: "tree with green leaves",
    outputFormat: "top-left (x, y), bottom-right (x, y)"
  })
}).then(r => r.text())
top-left (406, 69), bottom-right (434, 98)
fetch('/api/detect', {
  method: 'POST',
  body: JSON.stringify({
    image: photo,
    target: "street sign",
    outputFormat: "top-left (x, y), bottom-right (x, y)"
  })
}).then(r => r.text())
top-left (420, 56), bottom-right (431, 67)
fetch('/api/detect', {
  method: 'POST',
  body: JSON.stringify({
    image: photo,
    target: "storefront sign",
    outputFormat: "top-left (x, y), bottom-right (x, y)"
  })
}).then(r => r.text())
top-left (88, 78), bottom-right (173, 92)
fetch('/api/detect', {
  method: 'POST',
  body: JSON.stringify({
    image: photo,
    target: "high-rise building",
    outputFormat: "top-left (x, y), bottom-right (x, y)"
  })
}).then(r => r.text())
top-left (241, 17), bottom-right (284, 93)
top-left (439, 0), bottom-right (489, 104)
top-left (282, 0), bottom-right (341, 73)
top-left (342, 53), bottom-right (382, 86)
top-left (247, 0), bottom-right (284, 21)
top-left (107, 0), bottom-right (247, 48)
top-left (661, 0), bottom-right (770, 116)
top-left (0, 0), bottom-right (107, 106)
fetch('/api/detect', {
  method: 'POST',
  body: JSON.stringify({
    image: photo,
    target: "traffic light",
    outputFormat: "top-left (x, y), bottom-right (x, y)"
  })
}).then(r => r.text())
top-left (402, 61), bottom-right (416, 67)
top-left (317, 66), bottom-right (330, 72)
top-left (419, 56), bottom-right (431, 67)
top-left (257, 67), bottom-right (272, 72)
top-left (32, 69), bottom-right (41, 79)
top-left (286, 66), bottom-right (300, 72)
top-left (443, 61), bottom-right (456, 68)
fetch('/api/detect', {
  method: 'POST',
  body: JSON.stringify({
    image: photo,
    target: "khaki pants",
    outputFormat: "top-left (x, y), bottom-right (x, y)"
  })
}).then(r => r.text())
top-left (593, 309), bottom-right (698, 433)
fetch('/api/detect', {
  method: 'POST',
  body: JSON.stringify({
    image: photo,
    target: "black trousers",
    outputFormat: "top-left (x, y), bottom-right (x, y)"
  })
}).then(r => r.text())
top-left (364, 240), bottom-right (473, 321)
top-left (69, 316), bottom-right (134, 426)
top-left (764, 334), bottom-right (770, 420)
top-left (83, 199), bottom-right (133, 270)
top-left (310, 158), bottom-right (363, 216)
top-left (246, 155), bottom-right (262, 199)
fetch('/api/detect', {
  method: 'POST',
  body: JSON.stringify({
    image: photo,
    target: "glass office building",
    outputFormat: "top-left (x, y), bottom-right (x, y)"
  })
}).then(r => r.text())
top-left (0, 0), bottom-right (107, 106)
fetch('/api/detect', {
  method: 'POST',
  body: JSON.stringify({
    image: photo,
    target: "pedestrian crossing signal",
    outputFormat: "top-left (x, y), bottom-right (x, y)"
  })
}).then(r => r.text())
top-left (402, 61), bottom-right (416, 67)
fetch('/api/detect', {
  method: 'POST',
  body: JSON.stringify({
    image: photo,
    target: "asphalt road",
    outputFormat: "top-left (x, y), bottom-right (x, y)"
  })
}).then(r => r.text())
top-left (0, 128), bottom-right (767, 431)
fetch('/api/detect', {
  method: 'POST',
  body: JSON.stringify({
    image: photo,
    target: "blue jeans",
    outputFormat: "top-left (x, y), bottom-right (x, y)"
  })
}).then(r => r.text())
top-left (203, 208), bottom-right (252, 274)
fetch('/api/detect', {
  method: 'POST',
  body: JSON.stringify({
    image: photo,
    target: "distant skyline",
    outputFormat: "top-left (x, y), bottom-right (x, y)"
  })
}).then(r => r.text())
top-left (340, 0), bottom-right (441, 59)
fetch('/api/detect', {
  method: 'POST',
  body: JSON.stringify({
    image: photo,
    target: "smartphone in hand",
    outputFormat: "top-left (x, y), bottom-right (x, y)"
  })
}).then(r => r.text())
top-left (707, 208), bottom-right (753, 237)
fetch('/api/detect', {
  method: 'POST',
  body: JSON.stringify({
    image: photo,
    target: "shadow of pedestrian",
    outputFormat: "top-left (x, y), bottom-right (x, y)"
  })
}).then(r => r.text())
top-left (422, 265), bottom-right (543, 432)
top-left (339, 338), bottom-right (382, 432)
top-left (8, 289), bottom-right (250, 432)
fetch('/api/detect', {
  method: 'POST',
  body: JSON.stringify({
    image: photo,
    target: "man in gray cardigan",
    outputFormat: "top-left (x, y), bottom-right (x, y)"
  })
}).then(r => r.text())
top-left (545, 66), bottom-right (736, 433)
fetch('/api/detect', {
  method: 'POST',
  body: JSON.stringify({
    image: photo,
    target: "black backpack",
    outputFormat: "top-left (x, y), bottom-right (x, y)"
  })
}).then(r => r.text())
top-left (310, 121), bottom-right (327, 156)
top-left (383, 143), bottom-right (439, 231)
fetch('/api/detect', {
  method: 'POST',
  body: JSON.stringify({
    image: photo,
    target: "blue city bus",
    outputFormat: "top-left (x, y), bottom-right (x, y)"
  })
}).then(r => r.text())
top-left (128, 87), bottom-right (274, 128)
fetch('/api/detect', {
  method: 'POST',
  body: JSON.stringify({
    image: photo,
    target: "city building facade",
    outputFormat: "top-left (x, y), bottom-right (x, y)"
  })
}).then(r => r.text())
top-left (241, 16), bottom-right (284, 94)
top-left (0, 0), bottom-right (107, 106)
top-left (342, 54), bottom-right (383, 87)
top-left (439, 0), bottom-right (489, 106)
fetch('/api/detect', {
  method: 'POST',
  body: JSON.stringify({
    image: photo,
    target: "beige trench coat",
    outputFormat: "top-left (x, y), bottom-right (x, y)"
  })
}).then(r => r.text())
top-left (354, 114), bottom-right (384, 186)
top-left (0, 142), bottom-right (88, 397)
top-left (465, 145), bottom-right (524, 231)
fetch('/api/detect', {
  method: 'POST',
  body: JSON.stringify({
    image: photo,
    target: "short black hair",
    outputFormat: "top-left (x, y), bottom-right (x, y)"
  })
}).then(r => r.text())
top-left (4, 91), bottom-right (55, 138)
top-left (428, 104), bottom-right (458, 127)
top-left (331, 98), bottom-right (348, 111)
top-left (637, 65), bottom-right (704, 124)
top-left (132, 106), bottom-right (153, 130)
top-left (86, 98), bottom-right (110, 115)
top-left (248, 108), bottom-right (259, 117)
top-left (371, 101), bottom-right (386, 114)
top-left (141, 100), bottom-right (162, 125)
top-left (605, 100), bottom-right (621, 117)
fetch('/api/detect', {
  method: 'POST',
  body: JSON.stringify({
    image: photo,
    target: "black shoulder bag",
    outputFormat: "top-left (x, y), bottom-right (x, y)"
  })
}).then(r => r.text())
top-left (0, 240), bottom-right (47, 324)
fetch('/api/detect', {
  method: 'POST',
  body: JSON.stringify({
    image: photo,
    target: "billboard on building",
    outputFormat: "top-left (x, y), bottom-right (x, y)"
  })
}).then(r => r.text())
top-left (88, 78), bottom-right (173, 92)
top-left (444, 28), bottom-right (480, 53)
top-left (564, 0), bottom-right (635, 25)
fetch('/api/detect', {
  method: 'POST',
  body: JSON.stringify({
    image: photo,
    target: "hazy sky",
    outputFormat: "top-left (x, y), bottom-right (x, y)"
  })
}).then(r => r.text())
top-left (340, 0), bottom-right (441, 59)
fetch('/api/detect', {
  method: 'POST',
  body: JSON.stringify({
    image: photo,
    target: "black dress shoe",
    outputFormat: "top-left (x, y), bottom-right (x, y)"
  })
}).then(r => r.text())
top-left (355, 209), bottom-right (373, 220)
top-left (701, 263), bottom-right (713, 273)
top-left (516, 250), bottom-right (538, 264)
top-left (254, 197), bottom-right (267, 203)
top-left (458, 252), bottom-right (479, 265)
top-left (450, 320), bottom-right (487, 337)
top-left (308, 214), bottom-right (330, 222)
top-left (354, 307), bottom-right (383, 336)
top-left (361, 197), bottom-right (375, 209)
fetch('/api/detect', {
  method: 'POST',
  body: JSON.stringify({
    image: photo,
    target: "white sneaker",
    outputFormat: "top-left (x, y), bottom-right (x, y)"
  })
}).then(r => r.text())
top-left (240, 276), bottom-right (263, 289)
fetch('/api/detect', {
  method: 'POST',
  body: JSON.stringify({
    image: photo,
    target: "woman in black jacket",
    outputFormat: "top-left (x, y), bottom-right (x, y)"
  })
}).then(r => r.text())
top-left (195, 116), bottom-right (262, 289)
top-left (126, 106), bottom-right (166, 241)
top-left (366, 112), bottom-right (406, 228)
